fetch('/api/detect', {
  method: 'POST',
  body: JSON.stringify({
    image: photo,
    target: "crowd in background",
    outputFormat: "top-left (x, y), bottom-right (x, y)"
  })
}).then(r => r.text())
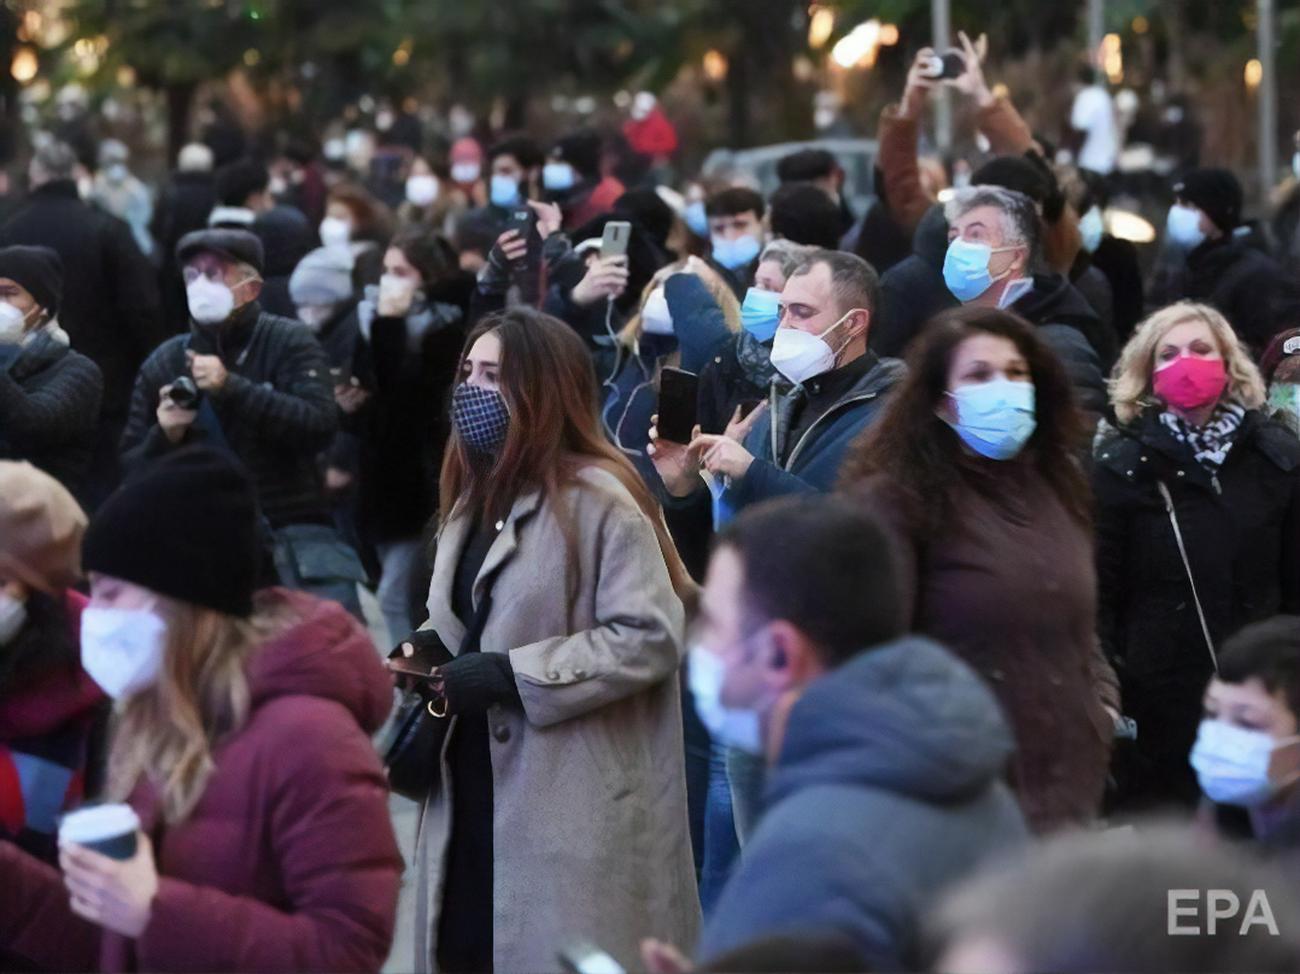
top-left (1, 31), bottom-right (1300, 974)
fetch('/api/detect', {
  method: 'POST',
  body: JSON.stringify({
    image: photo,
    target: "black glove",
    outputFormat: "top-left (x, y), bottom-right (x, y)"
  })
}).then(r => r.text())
top-left (436, 652), bottom-right (521, 715)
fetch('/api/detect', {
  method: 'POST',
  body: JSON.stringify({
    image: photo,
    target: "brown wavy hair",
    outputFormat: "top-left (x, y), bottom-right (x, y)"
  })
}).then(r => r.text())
top-left (439, 308), bottom-right (694, 605)
top-left (838, 306), bottom-right (1091, 535)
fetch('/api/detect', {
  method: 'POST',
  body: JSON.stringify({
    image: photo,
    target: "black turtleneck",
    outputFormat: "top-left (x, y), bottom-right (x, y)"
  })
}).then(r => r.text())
top-left (784, 352), bottom-right (875, 463)
top-left (188, 301), bottom-right (262, 360)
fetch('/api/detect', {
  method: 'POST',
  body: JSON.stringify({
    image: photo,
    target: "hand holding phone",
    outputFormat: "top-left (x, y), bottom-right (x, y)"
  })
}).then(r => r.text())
top-left (657, 367), bottom-right (699, 445)
top-left (601, 220), bottom-right (632, 263)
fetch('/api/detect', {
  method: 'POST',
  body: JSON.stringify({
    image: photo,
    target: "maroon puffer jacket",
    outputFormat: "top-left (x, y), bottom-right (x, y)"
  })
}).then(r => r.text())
top-left (0, 588), bottom-right (402, 973)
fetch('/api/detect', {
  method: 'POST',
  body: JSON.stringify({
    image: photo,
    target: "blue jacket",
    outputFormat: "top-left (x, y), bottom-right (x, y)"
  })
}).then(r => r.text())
top-left (698, 637), bottom-right (1029, 971)
top-left (728, 352), bottom-right (904, 507)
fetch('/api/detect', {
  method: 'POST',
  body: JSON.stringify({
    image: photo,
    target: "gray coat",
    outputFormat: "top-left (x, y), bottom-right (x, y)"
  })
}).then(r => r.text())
top-left (414, 465), bottom-right (700, 973)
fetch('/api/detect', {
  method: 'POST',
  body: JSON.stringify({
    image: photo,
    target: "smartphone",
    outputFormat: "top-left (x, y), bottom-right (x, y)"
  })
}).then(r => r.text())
top-left (657, 367), bottom-right (699, 445)
top-left (922, 50), bottom-right (967, 80)
top-left (508, 206), bottom-right (536, 239)
top-left (329, 363), bottom-right (352, 387)
top-left (557, 943), bottom-right (625, 974)
top-left (601, 220), bottom-right (632, 261)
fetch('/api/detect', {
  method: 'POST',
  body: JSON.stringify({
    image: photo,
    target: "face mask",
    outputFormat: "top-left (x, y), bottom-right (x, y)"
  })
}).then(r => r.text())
top-left (451, 161), bottom-right (481, 185)
top-left (1079, 206), bottom-right (1104, 254)
top-left (543, 162), bottom-right (576, 192)
top-left (80, 607), bottom-right (167, 700)
top-left (268, 175), bottom-right (288, 197)
top-left (944, 379), bottom-right (1037, 460)
top-left (1293, 152), bottom-right (1300, 180)
top-left (740, 287), bottom-right (782, 343)
top-left (186, 276), bottom-right (236, 325)
top-left (769, 310), bottom-right (855, 386)
top-left (943, 238), bottom-right (1018, 303)
top-left (640, 286), bottom-right (674, 336)
top-left (0, 303), bottom-right (32, 344)
top-left (0, 592), bottom-right (27, 645)
top-left (1153, 356), bottom-right (1228, 412)
top-left (687, 645), bottom-right (763, 755)
top-left (711, 233), bottom-right (762, 271)
top-left (1191, 719), bottom-right (1300, 807)
top-left (319, 216), bottom-right (352, 249)
top-left (453, 382), bottom-right (510, 454)
top-left (1268, 382), bottom-right (1300, 435)
top-left (490, 174), bottom-right (521, 208)
top-left (378, 273), bottom-right (419, 316)
top-left (105, 162), bottom-right (128, 184)
top-left (1166, 204), bottom-right (1206, 250)
top-left (296, 304), bottom-right (335, 332)
top-left (405, 174), bottom-right (439, 207)
top-left (684, 200), bottom-right (709, 237)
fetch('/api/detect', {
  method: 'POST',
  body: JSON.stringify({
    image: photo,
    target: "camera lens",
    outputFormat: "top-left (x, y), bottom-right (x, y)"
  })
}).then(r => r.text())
top-left (169, 375), bottom-right (201, 410)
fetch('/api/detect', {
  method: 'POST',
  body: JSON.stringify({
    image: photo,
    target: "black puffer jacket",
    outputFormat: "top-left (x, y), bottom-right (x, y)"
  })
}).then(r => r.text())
top-left (1009, 274), bottom-right (1110, 418)
top-left (0, 332), bottom-right (102, 494)
top-left (873, 204), bottom-right (956, 359)
top-left (120, 302), bottom-right (337, 527)
top-left (1095, 408), bottom-right (1300, 676)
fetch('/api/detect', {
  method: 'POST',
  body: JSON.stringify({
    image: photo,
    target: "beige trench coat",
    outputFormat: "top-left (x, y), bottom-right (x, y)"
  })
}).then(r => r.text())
top-left (413, 466), bottom-right (701, 973)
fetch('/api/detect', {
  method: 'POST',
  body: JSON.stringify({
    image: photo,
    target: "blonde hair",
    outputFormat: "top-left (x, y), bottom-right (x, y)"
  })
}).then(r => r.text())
top-left (108, 596), bottom-right (283, 824)
top-left (1109, 301), bottom-right (1266, 425)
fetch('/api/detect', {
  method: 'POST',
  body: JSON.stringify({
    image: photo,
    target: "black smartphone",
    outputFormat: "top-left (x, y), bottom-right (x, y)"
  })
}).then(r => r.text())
top-left (657, 367), bottom-right (699, 445)
top-left (329, 363), bottom-right (352, 387)
top-left (508, 206), bottom-right (536, 239)
top-left (922, 50), bottom-right (967, 80)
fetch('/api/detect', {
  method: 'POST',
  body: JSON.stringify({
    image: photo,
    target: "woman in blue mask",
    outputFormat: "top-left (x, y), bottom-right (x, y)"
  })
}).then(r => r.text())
top-left (407, 307), bottom-right (700, 974)
top-left (841, 306), bottom-right (1117, 834)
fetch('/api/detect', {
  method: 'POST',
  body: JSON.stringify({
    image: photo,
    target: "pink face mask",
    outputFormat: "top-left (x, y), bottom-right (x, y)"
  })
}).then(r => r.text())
top-left (1153, 355), bottom-right (1228, 411)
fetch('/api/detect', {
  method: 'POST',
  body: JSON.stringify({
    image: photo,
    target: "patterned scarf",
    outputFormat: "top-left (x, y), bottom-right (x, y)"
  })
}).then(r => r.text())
top-left (1159, 402), bottom-right (1246, 470)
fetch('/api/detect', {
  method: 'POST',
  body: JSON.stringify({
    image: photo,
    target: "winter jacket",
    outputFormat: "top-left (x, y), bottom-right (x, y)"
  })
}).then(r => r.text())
top-left (415, 466), bottom-right (700, 973)
top-left (120, 302), bottom-right (337, 527)
top-left (0, 589), bottom-right (402, 973)
top-left (0, 181), bottom-right (165, 423)
top-left (1085, 235), bottom-right (1145, 341)
top-left (0, 331), bottom-right (103, 495)
top-left (858, 463), bottom-right (1117, 832)
top-left (354, 294), bottom-right (466, 541)
top-left (873, 204), bottom-right (957, 359)
top-left (1147, 234), bottom-right (1299, 355)
top-left (560, 175), bottom-right (626, 232)
top-left (1008, 273), bottom-right (1112, 416)
top-left (601, 274), bottom-right (733, 487)
top-left (698, 637), bottom-right (1029, 970)
top-left (253, 206), bottom-right (318, 320)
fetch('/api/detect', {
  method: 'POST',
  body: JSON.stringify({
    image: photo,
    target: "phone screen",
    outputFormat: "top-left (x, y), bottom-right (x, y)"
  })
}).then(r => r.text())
top-left (601, 220), bottom-right (632, 260)
top-left (657, 367), bottom-right (699, 445)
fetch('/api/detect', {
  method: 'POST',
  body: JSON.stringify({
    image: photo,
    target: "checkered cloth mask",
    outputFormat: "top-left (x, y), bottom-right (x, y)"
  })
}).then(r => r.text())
top-left (453, 382), bottom-right (510, 454)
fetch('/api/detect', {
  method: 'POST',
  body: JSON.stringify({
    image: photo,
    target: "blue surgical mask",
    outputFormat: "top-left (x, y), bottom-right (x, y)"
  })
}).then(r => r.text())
top-left (740, 287), bottom-right (781, 343)
top-left (1191, 719), bottom-right (1300, 808)
top-left (1079, 206), bottom-right (1104, 254)
top-left (712, 233), bottom-right (762, 271)
top-left (943, 379), bottom-right (1037, 460)
top-left (543, 161), bottom-right (576, 192)
top-left (943, 238), bottom-right (1018, 303)
top-left (490, 174), bottom-right (521, 208)
top-left (684, 200), bottom-right (709, 237)
top-left (1167, 203), bottom-right (1207, 250)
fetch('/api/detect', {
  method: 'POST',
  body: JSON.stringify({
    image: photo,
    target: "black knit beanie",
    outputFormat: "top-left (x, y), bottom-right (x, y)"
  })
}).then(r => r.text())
top-left (83, 447), bottom-right (260, 617)
top-left (0, 245), bottom-right (63, 316)
top-left (1174, 168), bottom-right (1243, 235)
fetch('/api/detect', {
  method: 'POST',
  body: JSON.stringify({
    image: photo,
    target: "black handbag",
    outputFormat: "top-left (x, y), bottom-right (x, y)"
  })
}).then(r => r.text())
top-left (380, 575), bottom-right (499, 802)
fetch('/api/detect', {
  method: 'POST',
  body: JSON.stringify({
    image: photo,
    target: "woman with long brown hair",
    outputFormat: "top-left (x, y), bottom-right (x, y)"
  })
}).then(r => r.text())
top-left (840, 306), bottom-right (1117, 833)
top-left (0, 447), bottom-right (402, 973)
top-left (406, 307), bottom-right (699, 973)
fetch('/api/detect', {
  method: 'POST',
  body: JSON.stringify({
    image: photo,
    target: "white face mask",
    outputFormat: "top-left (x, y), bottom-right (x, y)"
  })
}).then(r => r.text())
top-left (450, 161), bottom-right (482, 185)
top-left (1191, 718), bottom-right (1300, 807)
top-left (687, 645), bottom-right (763, 755)
top-left (0, 591), bottom-right (27, 644)
top-left (319, 216), bottom-right (352, 249)
top-left (377, 273), bottom-right (418, 316)
top-left (80, 607), bottom-right (167, 700)
top-left (0, 303), bottom-right (31, 344)
top-left (405, 174), bottom-right (439, 207)
top-left (769, 310), bottom-right (857, 386)
top-left (640, 286), bottom-right (674, 336)
top-left (186, 276), bottom-right (237, 325)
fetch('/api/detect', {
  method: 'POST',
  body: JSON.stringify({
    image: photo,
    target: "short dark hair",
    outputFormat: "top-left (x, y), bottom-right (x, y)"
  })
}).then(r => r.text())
top-left (790, 249), bottom-right (880, 318)
top-left (389, 225), bottom-right (455, 287)
top-left (613, 189), bottom-right (674, 250)
top-left (770, 183), bottom-right (844, 250)
top-left (552, 128), bottom-right (602, 180)
top-left (488, 133), bottom-right (544, 171)
top-left (1219, 616), bottom-right (1300, 719)
top-left (705, 187), bottom-right (766, 221)
top-left (717, 495), bottom-right (903, 666)
top-left (214, 159), bottom-right (269, 208)
top-left (776, 147), bottom-right (839, 184)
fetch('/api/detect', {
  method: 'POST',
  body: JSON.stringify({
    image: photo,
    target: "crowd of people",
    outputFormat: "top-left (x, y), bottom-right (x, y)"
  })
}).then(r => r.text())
top-left (1, 36), bottom-right (1300, 974)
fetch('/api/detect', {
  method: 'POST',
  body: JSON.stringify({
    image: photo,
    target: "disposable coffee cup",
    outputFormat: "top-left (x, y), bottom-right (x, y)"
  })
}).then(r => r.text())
top-left (58, 804), bottom-right (140, 861)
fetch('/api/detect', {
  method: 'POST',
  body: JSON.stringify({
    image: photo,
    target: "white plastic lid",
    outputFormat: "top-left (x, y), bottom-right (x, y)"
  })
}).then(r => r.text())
top-left (58, 803), bottom-right (140, 844)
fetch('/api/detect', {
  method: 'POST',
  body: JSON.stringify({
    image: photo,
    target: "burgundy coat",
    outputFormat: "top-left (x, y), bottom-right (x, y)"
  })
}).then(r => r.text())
top-left (0, 589), bottom-right (402, 973)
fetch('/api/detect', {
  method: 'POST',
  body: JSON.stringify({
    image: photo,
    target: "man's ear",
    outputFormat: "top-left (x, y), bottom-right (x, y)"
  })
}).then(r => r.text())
top-left (762, 620), bottom-right (821, 693)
